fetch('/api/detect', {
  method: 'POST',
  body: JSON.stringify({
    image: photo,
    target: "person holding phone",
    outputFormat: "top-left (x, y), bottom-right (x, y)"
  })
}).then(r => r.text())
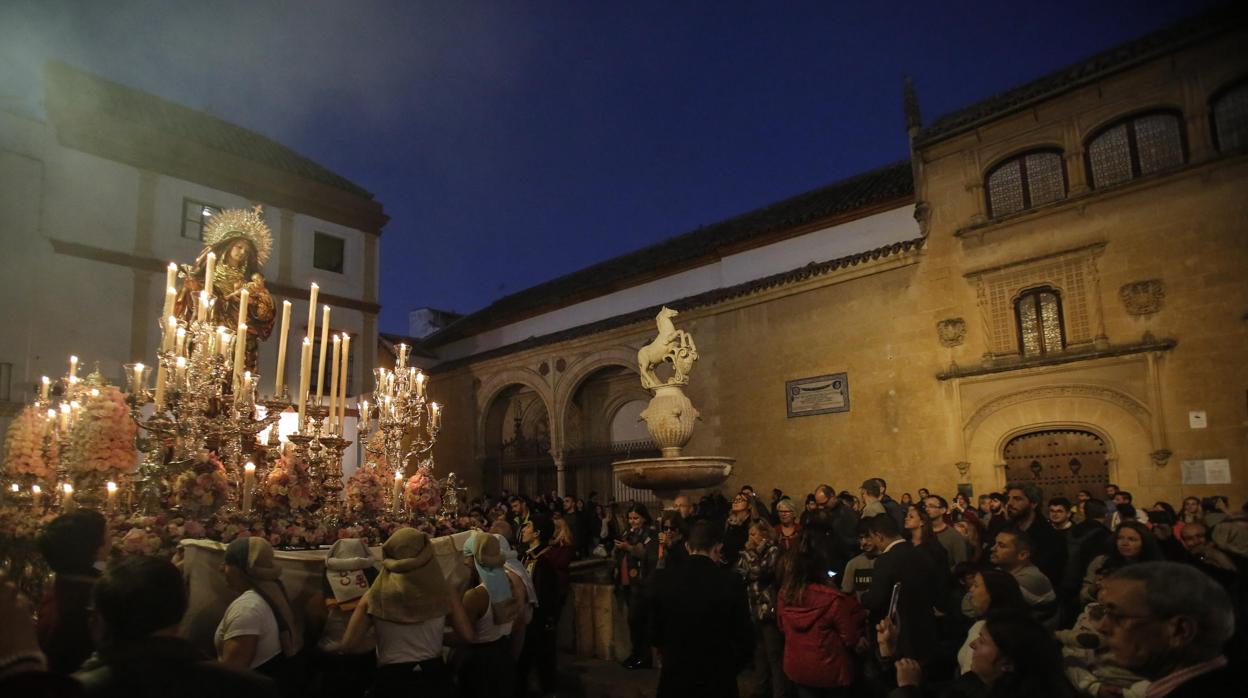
top-left (859, 514), bottom-right (940, 666)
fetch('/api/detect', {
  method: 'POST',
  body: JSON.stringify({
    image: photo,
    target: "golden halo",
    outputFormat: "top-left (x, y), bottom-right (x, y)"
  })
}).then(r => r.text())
top-left (203, 205), bottom-right (273, 266)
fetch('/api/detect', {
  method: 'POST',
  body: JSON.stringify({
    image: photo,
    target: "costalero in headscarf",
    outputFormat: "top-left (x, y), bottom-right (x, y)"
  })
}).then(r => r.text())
top-left (464, 531), bottom-right (518, 624)
top-left (366, 528), bottom-right (449, 624)
top-left (223, 536), bottom-right (302, 657)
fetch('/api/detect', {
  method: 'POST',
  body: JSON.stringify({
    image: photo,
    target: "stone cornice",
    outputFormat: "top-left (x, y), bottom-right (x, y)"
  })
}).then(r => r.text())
top-left (937, 338), bottom-right (1176, 381)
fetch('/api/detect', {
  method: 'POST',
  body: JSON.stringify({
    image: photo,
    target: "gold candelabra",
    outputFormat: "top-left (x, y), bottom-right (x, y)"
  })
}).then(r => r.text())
top-left (361, 343), bottom-right (441, 514)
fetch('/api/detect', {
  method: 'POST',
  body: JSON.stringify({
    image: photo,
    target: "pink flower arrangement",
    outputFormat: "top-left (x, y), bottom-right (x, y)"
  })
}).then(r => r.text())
top-left (120, 526), bottom-right (163, 555)
top-left (403, 468), bottom-right (442, 518)
top-left (64, 386), bottom-right (137, 479)
top-left (2, 406), bottom-right (58, 483)
top-left (172, 453), bottom-right (229, 516)
top-left (345, 464), bottom-right (386, 514)
top-left (261, 450), bottom-right (313, 513)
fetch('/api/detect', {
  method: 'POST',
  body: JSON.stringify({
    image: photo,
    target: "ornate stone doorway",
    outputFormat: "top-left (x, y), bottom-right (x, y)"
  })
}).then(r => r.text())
top-left (1002, 428), bottom-right (1110, 502)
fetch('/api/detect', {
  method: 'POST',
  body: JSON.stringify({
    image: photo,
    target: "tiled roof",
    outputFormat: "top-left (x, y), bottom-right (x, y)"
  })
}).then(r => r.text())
top-left (915, 3), bottom-right (1248, 147)
top-left (429, 236), bottom-right (925, 372)
top-left (425, 160), bottom-right (914, 347)
top-left (45, 61), bottom-right (375, 199)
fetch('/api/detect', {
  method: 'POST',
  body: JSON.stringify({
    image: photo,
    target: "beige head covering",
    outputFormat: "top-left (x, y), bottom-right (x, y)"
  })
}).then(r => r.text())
top-left (366, 528), bottom-right (450, 624)
top-left (224, 536), bottom-right (302, 657)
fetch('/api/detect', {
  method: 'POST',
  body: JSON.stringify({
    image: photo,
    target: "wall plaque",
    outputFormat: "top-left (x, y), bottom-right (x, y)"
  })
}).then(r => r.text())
top-left (786, 373), bottom-right (850, 418)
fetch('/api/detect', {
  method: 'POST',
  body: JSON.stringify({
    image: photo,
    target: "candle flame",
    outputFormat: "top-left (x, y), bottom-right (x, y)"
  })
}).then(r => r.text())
top-left (63, 483), bottom-right (73, 494)
top-left (106, 481), bottom-right (117, 493)
top-left (244, 462), bottom-right (256, 472)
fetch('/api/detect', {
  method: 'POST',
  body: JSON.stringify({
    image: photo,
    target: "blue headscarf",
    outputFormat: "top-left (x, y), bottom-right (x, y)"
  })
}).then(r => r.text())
top-left (465, 531), bottom-right (512, 604)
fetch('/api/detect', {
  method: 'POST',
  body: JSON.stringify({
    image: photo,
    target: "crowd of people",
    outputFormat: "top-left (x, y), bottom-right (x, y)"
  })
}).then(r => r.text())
top-left (1, 479), bottom-right (1243, 698)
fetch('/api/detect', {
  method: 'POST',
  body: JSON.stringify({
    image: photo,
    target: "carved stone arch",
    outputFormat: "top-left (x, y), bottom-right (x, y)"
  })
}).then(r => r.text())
top-left (962, 384), bottom-right (1154, 492)
top-left (475, 367), bottom-right (555, 460)
top-left (1079, 104), bottom-right (1188, 146)
top-left (981, 144), bottom-right (1066, 178)
top-left (552, 346), bottom-right (644, 452)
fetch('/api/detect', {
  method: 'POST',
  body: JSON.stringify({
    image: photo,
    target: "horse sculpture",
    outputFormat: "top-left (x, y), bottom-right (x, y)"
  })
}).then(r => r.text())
top-left (637, 306), bottom-right (698, 390)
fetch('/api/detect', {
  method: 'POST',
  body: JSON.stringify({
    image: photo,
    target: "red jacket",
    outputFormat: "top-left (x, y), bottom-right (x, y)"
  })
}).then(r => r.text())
top-left (776, 583), bottom-right (867, 688)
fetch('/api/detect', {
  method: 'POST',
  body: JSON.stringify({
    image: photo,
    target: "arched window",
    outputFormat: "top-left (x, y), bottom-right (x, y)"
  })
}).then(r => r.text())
top-left (1015, 286), bottom-right (1065, 356)
top-left (1085, 111), bottom-right (1186, 189)
top-left (1211, 79), bottom-right (1248, 152)
top-left (985, 150), bottom-right (1067, 218)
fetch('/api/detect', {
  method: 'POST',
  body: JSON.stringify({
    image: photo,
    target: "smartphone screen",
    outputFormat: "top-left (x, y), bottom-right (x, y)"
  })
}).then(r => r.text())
top-left (887, 582), bottom-right (901, 628)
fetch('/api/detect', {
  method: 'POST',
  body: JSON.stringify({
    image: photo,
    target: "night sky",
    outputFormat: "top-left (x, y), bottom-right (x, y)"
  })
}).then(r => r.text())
top-left (0, 1), bottom-right (1214, 334)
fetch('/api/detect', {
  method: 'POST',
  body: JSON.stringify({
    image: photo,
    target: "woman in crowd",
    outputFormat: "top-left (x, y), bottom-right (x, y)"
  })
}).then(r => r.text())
top-left (547, 514), bottom-right (575, 598)
top-left (656, 510), bottom-right (689, 571)
top-left (311, 538), bottom-right (378, 698)
top-left (460, 531), bottom-right (525, 698)
top-left (335, 528), bottom-right (475, 697)
top-left (216, 536), bottom-right (302, 693)
top-left (904, 505), bottom-right (950, 576)
top-left (956, 568), bottom-right (1027, 675)
top-left (614, 503), bottom-right (658, 670)
top-left (900, 493), bottom-right (914, 506)
top-left (776, 527), bottom-right (867, 698)
top-left (737, 519), bottom-right (787, 698)
top-left (1173, 496), bottom-right (1203, 541)
top-left (1079, 520), bottom-right (1163, 605)
top-left (774, 498), bottom-right (801, 552)
top-left (722, 492), bottom-right (753, 566)
top-left (888, 609), bottom-right (1077, 698)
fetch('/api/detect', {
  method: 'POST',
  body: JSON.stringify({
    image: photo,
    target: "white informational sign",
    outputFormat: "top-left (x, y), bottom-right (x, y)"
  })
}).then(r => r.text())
top-left (1180, 459), bottom-right (1232, 485)
top-left (1188, 410), bottom-right (1207, 429)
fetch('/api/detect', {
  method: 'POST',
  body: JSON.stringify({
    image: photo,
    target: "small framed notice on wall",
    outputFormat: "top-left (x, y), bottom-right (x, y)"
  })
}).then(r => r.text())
top-left (786, 373), bottom-right (850, 418)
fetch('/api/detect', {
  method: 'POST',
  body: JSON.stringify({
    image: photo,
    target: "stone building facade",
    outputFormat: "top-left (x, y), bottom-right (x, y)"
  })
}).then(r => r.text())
top-left (425, 9), bottom-right (1248, 507)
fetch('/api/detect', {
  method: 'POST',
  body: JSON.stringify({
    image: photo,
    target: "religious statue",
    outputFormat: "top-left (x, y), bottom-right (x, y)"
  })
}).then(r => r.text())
top-left (174, 205), bottom-right (276, 373)
top-left (636, 306), bottom-right (698, 390)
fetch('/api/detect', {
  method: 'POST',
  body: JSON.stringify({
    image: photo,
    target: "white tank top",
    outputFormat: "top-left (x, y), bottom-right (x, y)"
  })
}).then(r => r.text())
top-left (373, 616), bottom-right (444, 665)
top-left (471, 589), bottom-right (514, 644)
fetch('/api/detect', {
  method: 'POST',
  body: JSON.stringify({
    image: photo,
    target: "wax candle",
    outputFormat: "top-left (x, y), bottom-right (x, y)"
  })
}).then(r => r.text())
top-left (31, 485), bottom-right (42, 509)
top-left (242, 462), bottom-right (256, 514)
top-left (154, 364), bottom-right (167, 408)
top-left (40, 376), bottom-right (49, 401)
top-left (164, 316), bottom-right (177, 352)
top-left (306, 283), bottom-right (319, 343)
top-left (237, 287), bottom-right (249, 328)
top-left (393, 470), bottom-right (403, 514)
top-left (415, 371), bottom-right (426, 397)
top-left (315, 306), bottom-right (330, 405)
top-left (69, 355), bottom-right (78, 378)
top-left (161, 286), bottom-right (176, 320)
top-left (274, 300), bottom-right (291, 396)
top-left (175, 356), bottom-right (187, 385)
top-left (61, 483), bottom-right (74, 511)
top-left (219, 329), bottom-right (233, 359)
top-left (106, 481), bottom-right (117, 510)
top-left (198, 290), bottom-right (209, 323)
top-left (233, 322), bottom-right (248, 388)
top-left (360, 399), bottom-right (370, 429)
top-left (58, 403), bottom-right (70, 432)
top-left (9, 483), bottom-right (18, 494)
top-left (297, 338), bottom-right (312, 426)
top-left (337, 333), bottom-right (350, 432)
top-left (430, 402), bottom-right (442, 429)
top-left (165, 262), bottom-right (177, 294)
top-left (175, 327), bottom-right (187, 356)
top-left (132, 363), bottom-right (145, 394)
top-left (204, 251), bottom-right (216, 302)
top-left (328, 335), bottom-right (341, 434)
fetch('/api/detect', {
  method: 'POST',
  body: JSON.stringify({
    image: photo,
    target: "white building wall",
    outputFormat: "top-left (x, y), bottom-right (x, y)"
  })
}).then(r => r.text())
top-left (438, 205), bottom-right (919, 360)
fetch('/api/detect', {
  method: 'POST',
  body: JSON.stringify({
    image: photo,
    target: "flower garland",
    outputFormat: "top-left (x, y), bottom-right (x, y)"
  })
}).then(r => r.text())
top-left (64, 386), bottom-right (137, 480)
top-left (2, 406), bottom-right (57, 483)
top-left (261, 447), bottom-right (314, 514)
top-left (403, 467), bottom-right (442, 518)
top-left (172, 452), bottom-right (230, 516)
top-left (345, 464), bottom-right (386, 515)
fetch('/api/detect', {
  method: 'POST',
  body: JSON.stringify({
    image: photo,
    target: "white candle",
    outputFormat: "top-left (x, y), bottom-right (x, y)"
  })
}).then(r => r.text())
top-left (8, 483), bottom-right (17, 494)
top-left (31, 484), bottom-right (42, 509)
top-left (165, 262), bottom-right (177, 294)
top-left (62, 482), bottom-right (74, 510)
top-left (161, 286), bottom-right (176, 322)
top-left (197, 290), bottom-right (209, 322)
top-left (306, 283), bottom-right (319, 343)
top-left (154, 364), bottom-right (167, 408)
top-left (328, 335), bottom-right (341, 434)
top-left (233, 322), bottom-right (247, 388)
top-left (204, 251), bottom-right (216, 302)
top-left (415, 371), bottom-right (426, 397)
top-left (297, 338), bottom-right (312, 426)
top-left (68, 355), bottom-right (78, 378)
top-left (360, 399), bottom-right (370, 429)
top-left (430, 402), bottom-right (442, 429)
top-left (393, 470), bottom-right (403, 514)
top-left (175, 356), bottom-right (187, 385)
top-left (132, 363), bottom-right (145, 393)
top-left (337, 333), bottom-right (350, 432)
top-left (242, 462), bottom-right (256, 513)
top-left (106, 481), bottom-right (118, 510)
top-left (274, 300), bottom-right (291, 396)
top-left (237, 287), bottom-right (249, 328)
top-left (164, 316), bottom-right (177, 352)
top-left (40, 376), bottom-right (49, 401)
top-left (58, 403), bottom-right (70, 432)
top-left (175, 327), bottom-right (186, 357)
top-left (315, 306), bottom-right (330, 405)
top-left (219, 329), bottom-right (233, 359)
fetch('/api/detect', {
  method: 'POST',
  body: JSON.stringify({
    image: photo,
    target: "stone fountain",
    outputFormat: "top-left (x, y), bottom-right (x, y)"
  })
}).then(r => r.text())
top-left (614, 307), bottom-right (734, 506)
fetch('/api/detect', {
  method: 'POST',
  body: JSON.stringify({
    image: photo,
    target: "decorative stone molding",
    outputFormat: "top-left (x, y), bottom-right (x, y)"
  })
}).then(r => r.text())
top-left (1119, 279), bottom-right (1165, 316)
top-left (964, 384), bottom-right (1151, 436)
top-left (1150, 449), bottom-right (1172, 467)
top-left (937, 318), bottom-right (967, 347)
top-left (555, 358), bottom-right (567, 373)
top-left (538, 361), bottom-right (550, 376)
top-left (955, 461), bottom-right (971, 479)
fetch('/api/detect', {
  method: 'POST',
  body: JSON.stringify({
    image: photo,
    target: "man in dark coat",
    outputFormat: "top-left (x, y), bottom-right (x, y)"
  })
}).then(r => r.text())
top-left (1005, 483), bottom-right (1066, 588)
top-left (860, 513), bottom-right (939, 665)
top-left (652, 519), bottom-right (754, 698)
top-left (36, 510), bottom-right (109, 675)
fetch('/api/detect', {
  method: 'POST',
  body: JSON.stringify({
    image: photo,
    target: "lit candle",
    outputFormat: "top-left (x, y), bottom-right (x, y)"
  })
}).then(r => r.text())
top-left (204, 251), bottom-right (216, 303)
top-left (393, 469), bottom-right (404, 514)
top-left (315, 305), bottom-right (330, 405)
top-left (175, 327), bottom-right (187, 356)
top-left (360, 399), bottom-right (370, 429)
top-left (31, 484), bottom-right (42, 509)
top-left (58, 402), bottom-right (70, 432)
top-left (161, 285), bottom-right (176, 320)
top-left (297, 338), bottom-right (312, 426)
top-left (9, 483), bottom-right (18, 494)
top-left (241, 371), bottom-right (253, 407)
top-left (106, 481), bottom-right (117, 510)
top-left (430, 402), bottom-right (442, 429)
top-left (236, 287), bottom-right (249, 328)
top-left (154, 364), bottom-right (167, 409)
top-left (175, 356), bottom-right (187, 385)
top-left (164, 315), bottom-right (177, 352)
top-left (68, 355), bottom-right (78, 378)
top-left (61, 482), bottom-right (75, 511)
top-left (242, 462), bottom-right (256, 514)
top-left (327, 335), bottom-right (341, 434)
top-left (132, 363), bottom-right (145, 394)
top-left (337, 333), bottom-right (350, 432)
top-left (274, 300), bottom-right (291, 396)
top-left (233, 322), bottom-right (248, 388)
top-left (219, 328), bottom-right (234, 359)
top-left (40, 376), bottom-right (49, 401)
top-left (198, 290), bottom-right (209, 323)
top-left (415, 371), bottom-right (426, 397)
top-left (165, 262), bottom-right (177, 294)
top-left (306, 283), bottom-right (319, 343)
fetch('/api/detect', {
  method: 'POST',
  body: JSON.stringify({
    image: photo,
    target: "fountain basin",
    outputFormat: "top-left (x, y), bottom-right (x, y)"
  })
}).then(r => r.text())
top-left (613, 455), bottom-right (735, 502)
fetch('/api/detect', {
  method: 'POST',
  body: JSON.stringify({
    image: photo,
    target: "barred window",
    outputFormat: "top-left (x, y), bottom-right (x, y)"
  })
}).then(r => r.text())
top-left (181, 199), bottom-right (222, 240)
top-left (1086, 111), bottom-right (1185, 188)
top-left (1015, 287), bottom-right (1065, 357)
top-left (1211, 79), bottom-right (1248, 152)
top-left (985, 150), bottom-right (1066, 218)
